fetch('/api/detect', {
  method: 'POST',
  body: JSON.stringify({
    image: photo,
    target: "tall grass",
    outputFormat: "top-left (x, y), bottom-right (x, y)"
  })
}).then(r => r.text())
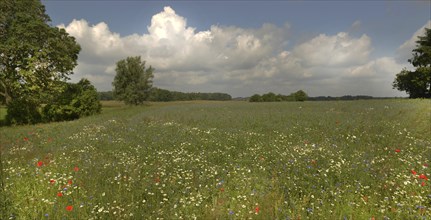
top-left (0, 100), bottom-right (430, 219)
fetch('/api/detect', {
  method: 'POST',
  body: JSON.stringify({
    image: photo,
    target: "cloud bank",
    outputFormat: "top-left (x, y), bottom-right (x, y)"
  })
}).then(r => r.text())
top-left (60, 6), bottom-right (430, 97)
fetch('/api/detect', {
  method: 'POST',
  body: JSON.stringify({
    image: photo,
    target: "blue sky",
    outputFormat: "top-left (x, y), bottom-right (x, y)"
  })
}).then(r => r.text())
top-left (42, 0), bottom-right (430, 97)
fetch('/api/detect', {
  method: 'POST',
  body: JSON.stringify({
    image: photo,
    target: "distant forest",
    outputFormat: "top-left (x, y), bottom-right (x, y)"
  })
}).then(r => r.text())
top-left (98, 87), bottom-right (232, 101)
top-left (308, 95), bottom-right (406, 101)
top-left (98, 88), bottom-right (398, 103)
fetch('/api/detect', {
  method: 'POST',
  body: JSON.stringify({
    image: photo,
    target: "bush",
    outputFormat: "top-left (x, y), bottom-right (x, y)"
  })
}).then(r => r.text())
top-left (43, 79), bottom-right (101, 122)
top-left (42, 104), bottom-right (80, 122)
top-left (5, 78), bottom-right (101, 124)
top-left (74, 89), bottom-right (102, 116)
top-left (6, 97), bottom-right (42, 125)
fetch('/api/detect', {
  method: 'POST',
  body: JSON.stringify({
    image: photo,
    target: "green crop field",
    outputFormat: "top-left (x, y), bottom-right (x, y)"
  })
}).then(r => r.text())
top-left (0, 100), bottom-right (430, 219)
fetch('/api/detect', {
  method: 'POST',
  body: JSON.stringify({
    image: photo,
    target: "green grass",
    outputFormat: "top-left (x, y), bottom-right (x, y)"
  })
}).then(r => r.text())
top-left (0, 100), bottom-right (430, 219)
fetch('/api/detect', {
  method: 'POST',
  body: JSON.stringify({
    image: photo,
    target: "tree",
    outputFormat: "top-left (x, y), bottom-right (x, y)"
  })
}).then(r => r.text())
top-left (113, 56), bottom-right (154, 105)
top-left (0, 0), bottom-right (81, 105)
top-left (262, 92), bottom-right (277, 102)
top-left (293, 90), bottom-right (308, 101)
top-left (393, 28), bottom-right (431, 98)
top-left (249, 94), bottom-right (262, 102)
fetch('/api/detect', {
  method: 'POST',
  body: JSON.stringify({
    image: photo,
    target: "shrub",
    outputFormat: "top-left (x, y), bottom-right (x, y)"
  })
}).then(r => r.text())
top-left (5, 97), bottom-right (42, 125)
top-left (42, 104), bottom-right (80, 122)
top-left (43, 79), bottom-right (101, 122)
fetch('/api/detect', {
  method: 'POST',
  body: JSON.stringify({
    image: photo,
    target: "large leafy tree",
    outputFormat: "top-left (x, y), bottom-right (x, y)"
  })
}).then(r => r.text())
top-left (393, 28), bottom-right (431, 98)
top-left (0, 0), bottom-right (81, 104)
top-left (113, 56), bottom-right (154, 105)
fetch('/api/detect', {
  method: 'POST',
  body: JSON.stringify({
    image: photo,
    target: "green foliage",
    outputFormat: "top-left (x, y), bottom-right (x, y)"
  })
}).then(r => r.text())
top-left (409, 28), bottom-right (431, 68)
top-left (261, 92), bottom-right (277, 102)
top-left (0, 0), bottom-right (81, 125)
top-left (294, 90), bottom-right (308, 101)
top-left (73, 79), bottom-right (102, 116)
top-left (5, 97), bottom-right (42, 125)
top-left (393, 28), bottom-right (431, 98)
top-left (5, 78), bottom-right (101, 125)
top-left (148, 87), bottom-right (232, 101)
top-left (0, 0), bottom-right (81, 104)
top-left (249, 94), bottom-right (262, 102)
top-left (43, 79), bottom-right (101, 122)
top-left (393, 67), bottom-right (431, 98)
top-left (112, 56), bottom-right (154, 105)
top-left (149, 87), bottom-right (173, 101)
top-left (249, 90), bottom-right (308, 102)
top-left (98, 91), bottom-right (114, 101)
top-left (308, 95), bottom-right (374, 101)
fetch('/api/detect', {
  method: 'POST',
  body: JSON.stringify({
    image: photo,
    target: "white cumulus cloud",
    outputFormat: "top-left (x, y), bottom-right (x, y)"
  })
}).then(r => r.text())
top-left (60, 6), bottom-right (289, 93)
top-left (292, 32), bottom-right (372, 67)
top-left (59, 6), bottom-right (417, 97)
top-left (346, 57), bottom-right (402, 78)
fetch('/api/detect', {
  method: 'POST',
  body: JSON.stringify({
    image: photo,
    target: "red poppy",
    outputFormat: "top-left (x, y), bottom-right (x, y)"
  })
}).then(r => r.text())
top-left (255, 206), bottom-right (260, 214)
top-left (74, 166), bottom-right (79, 172)
top-left (65, 206), bottom-right (73, 211)
top-left (395, 149), bottom-right (401, 153)
top-left (57, 192), bottom-right (63, 197)
top-left (23, 137), bottom-right (29, 141)
top-left (50, 179), bottom-right (56, 184)
top-left (411, 170), bottom-right (417, 175)
top-left (37, 161), bottom-right (43, 167)
top-left (422, 181), bottom-right (426, 187)
top-left (68, 179), bottom-right (73, 185)
top-left (419, 174), bottom-right (428, 180)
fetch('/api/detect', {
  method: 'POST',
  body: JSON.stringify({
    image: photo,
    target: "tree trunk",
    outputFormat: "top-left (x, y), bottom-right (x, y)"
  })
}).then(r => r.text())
top-left (0, 80), bottom-right (11, 105)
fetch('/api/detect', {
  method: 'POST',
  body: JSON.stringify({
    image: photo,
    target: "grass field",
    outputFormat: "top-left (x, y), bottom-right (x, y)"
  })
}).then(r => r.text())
top-left (0, 100), bottom-right (430, 219)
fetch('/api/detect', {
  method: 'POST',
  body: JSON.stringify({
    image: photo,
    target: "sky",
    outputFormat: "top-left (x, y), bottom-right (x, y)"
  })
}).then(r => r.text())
top-left (42, 0), bottom-right (431, 97)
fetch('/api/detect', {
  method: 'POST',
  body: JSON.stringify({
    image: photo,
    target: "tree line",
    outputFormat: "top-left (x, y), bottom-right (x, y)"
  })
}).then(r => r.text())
top-left (148, 88), bottom-right (232, 101)
top-left (99, 88), bottom-right (231, 101)
top-left (249, 90), bottom-right (308, 102)
top-left (308, 95), bottom-right (374, 101)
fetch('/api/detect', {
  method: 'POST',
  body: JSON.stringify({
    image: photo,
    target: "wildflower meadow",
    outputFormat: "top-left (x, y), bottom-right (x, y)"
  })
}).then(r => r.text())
top-left (0, 99), bottom-right (430, 219)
